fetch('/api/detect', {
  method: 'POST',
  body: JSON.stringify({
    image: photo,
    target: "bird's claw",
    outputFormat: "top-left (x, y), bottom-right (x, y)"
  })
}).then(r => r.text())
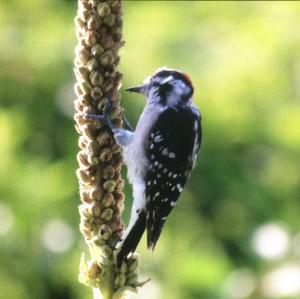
top-left (84, 98), bottom-right (112, 127)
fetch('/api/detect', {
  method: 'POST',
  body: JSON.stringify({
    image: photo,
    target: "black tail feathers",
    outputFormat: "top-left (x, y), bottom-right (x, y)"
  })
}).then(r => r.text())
top-left (147, 218), bottom-right (165, 251)
top-left (116, 211), bottom-right (146, 267)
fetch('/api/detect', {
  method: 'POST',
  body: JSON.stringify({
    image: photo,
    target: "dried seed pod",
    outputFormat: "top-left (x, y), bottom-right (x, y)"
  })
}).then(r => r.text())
top-left (77, 151), bottom-right (90, 169)
top-left (87, 140), bottom-right (100, 155)
top-left (103, 14), bottom-right (115, 27)
top-left (87, 155), bottom-right (100, 165)
top-left (87, 261), bottom-right (102, 279)
top-left (100, 51), bottom-right (115, 66)
top-left (126, 272), bottom-right (138, 286)
top-left (91, 44), bottom-right (104, 57)
top-left (101, 192), bottom-right (114, 207)
top-left (78, 9), bottom-right (90, 23)
top-left (115, 273), bottom-right (126, 288)
top-left (75, 16), bottom-right (86, 31)
top-left (109, 105), bottom-right (122, 119)
top-left (118, 261), bottom-right (127, 274)
top-left (76, 169), bottom-right (91, 185)
top-left (90, 186), bottom-right (103, 201)
top-left (113, 160), bottom-right (123, 172)
top-left (78, 136), bottom-right (88, 149)
top-left (87, 14), bottom-right (101, 31)
top-left (87, 58), bottom-right (99, 71)
top-left (74, 99), bottom-right (83, 112)
top-left (80, 189), bottom-right (92, 204)
top-left (111, 143), bottom-right (121, 154)
top-left (79, 81), bottom-right (92, 94)
top-left (90, 70), bottom-right (104, 86)
top-left (78, 47), bottom-right (91, 64)
top-left (85, 30), bottom-right (97, 46)
top-left (114, 192), bottom-right (124, 203)
top-left (74, 83), bottom-right (84, 97)
top-left (115, 179), bottom-right (125, 192)
top-left (127, 258), bottom-right (139, 273)
top-left (100, 208), bottom-right (114, 221)
top-left (97, 131), bottom-right (112, 146)
top-left (97, 3), bottom-right (111, 17)
top-left (99, 224), bottom-right (113, 240)
top-left (102, 165), bottom-right (114, 179)
top-left (115, 196), bottom-right (124, 213)
top-left (102, 244), bottom-right (113, 257)
top-left (91, 86), bottom-right (103, 101)
top-left (79, 204), bottom-right (92, 219)
top-left (92, 203), bottom-right (102, 217)
top-left (81, 124), bottom-right (95, 140)
top-left (74, 112), bottom-right (86, 126)
top-left (99, 148), bottom-right (113, 162)
top-left (108, 233), bottom-right (121, 249)
top-left (80, 223), bottom-right (93, 239)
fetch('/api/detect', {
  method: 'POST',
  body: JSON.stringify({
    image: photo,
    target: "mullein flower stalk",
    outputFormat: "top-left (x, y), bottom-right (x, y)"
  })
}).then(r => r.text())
top-left (74, 1), bottom-right (144, 298)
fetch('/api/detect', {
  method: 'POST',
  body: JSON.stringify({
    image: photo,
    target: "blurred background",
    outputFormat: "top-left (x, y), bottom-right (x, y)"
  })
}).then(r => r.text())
top-left (1, 1), bottom-right (300, 299)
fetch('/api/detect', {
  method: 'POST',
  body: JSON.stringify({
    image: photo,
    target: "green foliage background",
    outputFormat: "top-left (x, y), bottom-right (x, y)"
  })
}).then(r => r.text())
top-left (0, 1), bottom-right (300, 299)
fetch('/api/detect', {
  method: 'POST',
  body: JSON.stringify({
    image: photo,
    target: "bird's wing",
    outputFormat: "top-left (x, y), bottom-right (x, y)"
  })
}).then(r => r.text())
top-left (145, 105), bottom-right (202, 249)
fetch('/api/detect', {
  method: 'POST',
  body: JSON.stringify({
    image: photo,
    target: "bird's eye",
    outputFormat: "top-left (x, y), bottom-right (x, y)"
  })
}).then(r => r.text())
top-left (159, 83), bottom-right (172, 95)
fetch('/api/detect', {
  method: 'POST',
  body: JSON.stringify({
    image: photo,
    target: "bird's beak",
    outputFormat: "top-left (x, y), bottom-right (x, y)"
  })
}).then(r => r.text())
top-left (125, 84), bottom-right (146, 94)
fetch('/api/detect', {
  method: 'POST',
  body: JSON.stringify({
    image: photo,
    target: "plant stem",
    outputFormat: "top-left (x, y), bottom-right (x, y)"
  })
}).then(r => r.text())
top-left (74, 0), bottom-right (124, 298)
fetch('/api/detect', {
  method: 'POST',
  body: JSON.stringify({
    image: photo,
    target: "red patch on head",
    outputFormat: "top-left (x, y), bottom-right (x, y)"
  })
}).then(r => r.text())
top-left (182, 73), bottom-right (193, 88)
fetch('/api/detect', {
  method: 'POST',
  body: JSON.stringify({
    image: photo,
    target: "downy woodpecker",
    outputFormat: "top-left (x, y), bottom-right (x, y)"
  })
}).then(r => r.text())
top-left (86, 67), bottom-right (202, 267)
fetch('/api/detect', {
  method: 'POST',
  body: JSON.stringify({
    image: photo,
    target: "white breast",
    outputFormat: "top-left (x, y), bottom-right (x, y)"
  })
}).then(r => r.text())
top-left (122, 104), bottom-right (162, 185)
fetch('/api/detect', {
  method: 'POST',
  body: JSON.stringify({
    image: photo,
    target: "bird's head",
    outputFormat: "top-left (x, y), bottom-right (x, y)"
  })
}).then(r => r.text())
top-left (126, 67), bottom-right (194, 106)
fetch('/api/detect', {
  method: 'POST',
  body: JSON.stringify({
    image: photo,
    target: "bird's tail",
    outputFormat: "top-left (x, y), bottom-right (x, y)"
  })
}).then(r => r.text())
top-left (147, 217), bottom-right (165, 251)
top-left (116, 210), bottom-right (146, 267)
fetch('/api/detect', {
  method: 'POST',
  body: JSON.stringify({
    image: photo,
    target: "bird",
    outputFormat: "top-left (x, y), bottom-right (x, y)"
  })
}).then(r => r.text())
top-left (85, 67), bottom-right (202, 267)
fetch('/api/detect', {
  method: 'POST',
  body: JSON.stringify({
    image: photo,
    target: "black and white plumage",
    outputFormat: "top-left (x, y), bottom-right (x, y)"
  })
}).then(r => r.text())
top-left (145, 105), bottom-right (201, 249)
top-left (86, 67), bottom-right (202, 267)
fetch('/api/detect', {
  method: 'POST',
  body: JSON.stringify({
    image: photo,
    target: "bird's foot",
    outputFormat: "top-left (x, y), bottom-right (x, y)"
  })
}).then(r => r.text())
top-left (84, 97), bottom-right (113, 128)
